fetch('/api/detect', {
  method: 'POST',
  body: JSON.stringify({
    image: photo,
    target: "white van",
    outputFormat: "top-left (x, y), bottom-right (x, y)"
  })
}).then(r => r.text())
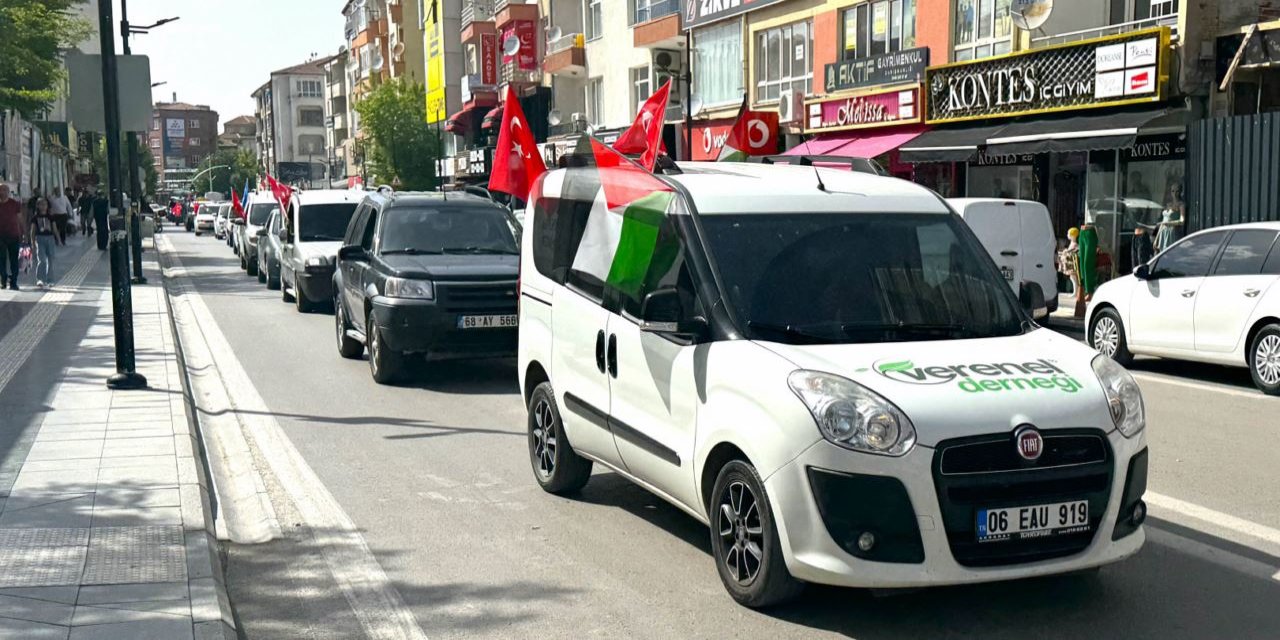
top-left (949, 198), bottom-right (1057, 317)
top-left (518, 156), bottom-right (1148, 607)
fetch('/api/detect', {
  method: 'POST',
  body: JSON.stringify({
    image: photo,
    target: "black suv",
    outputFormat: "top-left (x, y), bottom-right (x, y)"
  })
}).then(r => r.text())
top-left (332, 191), bottom-right (522, 383)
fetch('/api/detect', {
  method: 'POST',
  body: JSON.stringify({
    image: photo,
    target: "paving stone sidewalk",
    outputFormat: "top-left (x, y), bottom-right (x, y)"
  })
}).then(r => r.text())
top-left (0, 236), bottom-right (233, 639)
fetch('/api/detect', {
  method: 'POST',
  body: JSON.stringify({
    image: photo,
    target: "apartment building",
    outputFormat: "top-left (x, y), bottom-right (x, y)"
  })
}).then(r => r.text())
top-left (219, 115), bottom-right (258, 154)
top-left (252, 59), bottom-right (330, 185)
top-left (324, 50), bottom-right (357, 185)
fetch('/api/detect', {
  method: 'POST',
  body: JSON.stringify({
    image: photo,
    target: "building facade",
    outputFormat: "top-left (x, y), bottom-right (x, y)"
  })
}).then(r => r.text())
top-left (324, 50), bottom-right (357, 185)
top-left (219, 115), bottom-right (258, 154)
top-left (148, 102), bottom-right (220, 194)
top-left (253, 60), bottom-right (330, 185)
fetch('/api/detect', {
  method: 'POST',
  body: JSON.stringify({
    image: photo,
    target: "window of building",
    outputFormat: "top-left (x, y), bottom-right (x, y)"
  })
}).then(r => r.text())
top-left (694, 19), bottom-right (743, 108)
top-left (298, 134), bottom-right (325, 157)
top-left (189, 119), bottom-right (200, 129)
top-left (842, 0), bottom-right (916, 60)
top-left (151, 139), bottom-right (160, 149)
top-left (585, 77), bottom-right (604, 124)
top-left (152, 119), bottom-right (160, 131)
top-left (299, 108), bottom-right (325, 127)
top-left (585, 0), bottom-right (603, 41)
top-left (1137, 0), bottom-right (1179, 19)
top-left (296, 80), bottom-right (323, 98)
top-left (188, 138), bottom-right (200, 147)
top-left (954, 0), bottom-right (1012, 61)
top-left (754, 20), bottom-right (813, 103)
top-left (359, 46), bottom-right (373, 78)
top-left (631, 66), bottom-right (652, 115)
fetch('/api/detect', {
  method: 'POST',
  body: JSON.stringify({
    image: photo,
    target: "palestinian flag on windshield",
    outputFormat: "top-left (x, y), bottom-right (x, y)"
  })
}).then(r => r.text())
top-left (570, 137), bottom-right (676, 297)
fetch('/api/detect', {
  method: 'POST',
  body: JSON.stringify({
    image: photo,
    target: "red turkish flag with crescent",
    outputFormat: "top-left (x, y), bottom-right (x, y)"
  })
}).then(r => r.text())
top-left (488, 88), bottom-right (547, 201)
top-left (613, 79), bottom-right (671, 171)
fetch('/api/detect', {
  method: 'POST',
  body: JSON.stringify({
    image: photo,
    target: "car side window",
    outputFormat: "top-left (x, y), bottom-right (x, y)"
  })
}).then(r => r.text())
top-left (344, 204), bottom-right (368, 246)
top-left (360, 207), bottom-right (379, 251)
top-left (616, 215), bottom-right (701, 322)
top-left (1151, 231), bottom-right (1227, 279)
top-left (1263, 234), bottom-right (1280, 276)
top-left (531, 194), bottom-right (605, 301)
top-left (1213, 230), bottom-right (1280, 277)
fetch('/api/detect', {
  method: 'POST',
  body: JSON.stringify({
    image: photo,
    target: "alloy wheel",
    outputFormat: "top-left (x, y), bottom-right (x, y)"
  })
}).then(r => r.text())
top-left (335, 304), bottom-right (345, 348)
top-left (531, 398), bottom-right (557, 478)
top-left (717, 481), bottom-right (764, 585)
top-left (1256, 334), bottom-right (1280, 386)
top-left (369, 327), bottom-right (380, 376)
top-left (1093, 316), bottom-right (1119, 358)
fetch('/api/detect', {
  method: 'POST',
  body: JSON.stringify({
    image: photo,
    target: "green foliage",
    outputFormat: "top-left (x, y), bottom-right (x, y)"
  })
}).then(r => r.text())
top-left (352, 79), bottom-right (441, 190)
top-left (139, 145), bottom-right (158, 197)
top-left (0, 0), bottom-right (94, 116)
top-left (191, 148), bottom-right (259, 196)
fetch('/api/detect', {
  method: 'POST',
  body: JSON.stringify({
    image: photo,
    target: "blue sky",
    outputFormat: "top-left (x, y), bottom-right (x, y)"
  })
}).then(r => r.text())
top-left (124, 0), bottom-right (345, 131)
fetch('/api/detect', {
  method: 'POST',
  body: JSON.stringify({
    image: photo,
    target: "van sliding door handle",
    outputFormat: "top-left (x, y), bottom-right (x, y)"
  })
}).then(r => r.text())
top-left (1000, 250), bottom-right (1019, 256)
top-left (594, 330), bottom-right (606, 374)
top-left (1180, 290), bottom-right (1196, 298)
top-left (1244, 289), bottom-right (1261, 298)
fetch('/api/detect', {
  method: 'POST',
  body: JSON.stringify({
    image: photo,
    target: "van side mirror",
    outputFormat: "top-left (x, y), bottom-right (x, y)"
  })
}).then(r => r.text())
top-left (255, 227), bottom-right (268, 237)
top-left (277, 228), bottom-right (288, 242)
top-left (640, 287), bottom-right (706, 338)
top-left (338, 244), bottom-right (366, 261)
top-left (1019, 280), bottom-right (1048, 320)
top-left (1134, 263), bottom-right (1151, 280)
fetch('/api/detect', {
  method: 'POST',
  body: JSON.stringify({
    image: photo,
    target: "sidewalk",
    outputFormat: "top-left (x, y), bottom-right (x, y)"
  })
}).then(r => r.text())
top-left (0, 234), bottom-right (233, 639)
top-left (1046, 292), bottom-right (1086, 334)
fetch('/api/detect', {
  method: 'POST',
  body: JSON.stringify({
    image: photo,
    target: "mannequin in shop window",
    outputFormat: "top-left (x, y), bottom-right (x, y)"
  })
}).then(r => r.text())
top-left (1155, 181), bottom-right (1185, 252)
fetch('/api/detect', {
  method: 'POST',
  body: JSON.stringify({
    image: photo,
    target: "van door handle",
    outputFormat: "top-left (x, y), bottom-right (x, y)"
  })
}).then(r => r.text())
top-left (1001, 250), bottom-right (1019, 256)
top-left (1181, 290), bottom-right (1196, 298)
top-left (1244, 288), bottom-right (1261, 298)
top-left (607, 334), bottom-right (618, 379)
top-left (594, 330), bottom-right (606, 374)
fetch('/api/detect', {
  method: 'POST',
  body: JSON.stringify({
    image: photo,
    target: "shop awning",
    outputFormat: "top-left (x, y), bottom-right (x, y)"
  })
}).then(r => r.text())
top-left (481, 107), bottom-right (503, 129)
top-left (444, 108), bottom-right (471, 135)
top-left (899, 124), bottom-right (1009, 163)
top-left (784, 125), bottom-right (929, 160)
top-left (983, 108), bottom-right (1188, 156)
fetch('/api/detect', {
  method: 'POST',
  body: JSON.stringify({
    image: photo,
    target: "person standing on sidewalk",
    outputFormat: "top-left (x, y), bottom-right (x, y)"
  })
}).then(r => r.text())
top-left (49, 186), bottom-right (73, 245)
top-left (79, 188), bottom-right (95, 236)
top-left (30, 196), bottom-right (57, 288)
top-left (0, 183), bottom-right (24, 290)
top-left (94, 189), bottom-right (110, 250)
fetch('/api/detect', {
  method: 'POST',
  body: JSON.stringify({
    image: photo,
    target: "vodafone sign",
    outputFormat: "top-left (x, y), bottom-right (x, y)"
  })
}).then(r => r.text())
top-left (692, 115), bottom-right (779, 161)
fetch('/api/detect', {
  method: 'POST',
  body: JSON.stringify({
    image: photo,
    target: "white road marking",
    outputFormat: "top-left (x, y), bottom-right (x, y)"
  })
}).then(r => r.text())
top-left (1147, 528), bottom-right (1280, 583)
top-left (1146, 491), bottom-right (1280, 554)
top-left (1132, 371), bottom-right (1274, 401)
top-left (158, 235), bottom-right (428, 640)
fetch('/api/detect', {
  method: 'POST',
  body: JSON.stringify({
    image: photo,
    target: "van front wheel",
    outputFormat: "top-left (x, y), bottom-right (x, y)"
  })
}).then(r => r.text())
top-left (709, 460), bottom-right (802, 608)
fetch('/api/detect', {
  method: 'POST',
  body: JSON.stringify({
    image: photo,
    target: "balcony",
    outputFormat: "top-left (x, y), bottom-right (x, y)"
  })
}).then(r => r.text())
top-left (462, 10), bottom-right (496, 44)
top-left (496, 0), bottom-right (538, 30)
top-left (500, 60), bottom-right (541, 87)
top-left (544, 33), bottom-right (586, 77)
top-left (461, 0), bottom-right (495, 31)
top-left (633, 0), bottom-right (683, 49)
top-left (1031, 14), bottom-right (1179, 48)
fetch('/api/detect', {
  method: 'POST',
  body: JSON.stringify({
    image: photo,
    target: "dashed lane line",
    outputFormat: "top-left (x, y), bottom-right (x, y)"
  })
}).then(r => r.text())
top-left (1131, 371), bottom-right (1275, 402)
top-left (1146, 492), bottom-right (1280, 551)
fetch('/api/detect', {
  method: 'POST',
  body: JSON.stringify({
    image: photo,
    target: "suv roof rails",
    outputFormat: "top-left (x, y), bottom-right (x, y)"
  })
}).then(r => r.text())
top-left (654, 155), bottom-right (683, 175)
top-left (760, 154), bottom-right (888, 176)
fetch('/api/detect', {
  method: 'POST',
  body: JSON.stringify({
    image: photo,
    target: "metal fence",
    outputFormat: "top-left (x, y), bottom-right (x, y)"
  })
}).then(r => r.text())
top-left (1187, 112), bottom-right (1280, 232)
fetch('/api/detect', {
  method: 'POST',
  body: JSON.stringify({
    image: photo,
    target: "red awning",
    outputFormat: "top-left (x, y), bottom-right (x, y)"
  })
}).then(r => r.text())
top-left (445, 108), bottom-right (471, 134)
top-left (481, 107), bottom-right (503, 129)
top-left (785, 125), bottom-right (930, 161)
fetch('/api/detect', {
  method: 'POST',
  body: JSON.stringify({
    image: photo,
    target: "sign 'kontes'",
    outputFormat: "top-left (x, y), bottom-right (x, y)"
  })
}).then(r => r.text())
top-left (926, 27), bottom-right (1169, 123)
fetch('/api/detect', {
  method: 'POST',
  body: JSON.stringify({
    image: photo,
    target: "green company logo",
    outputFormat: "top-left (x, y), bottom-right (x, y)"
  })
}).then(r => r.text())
top-left (872, 358), bottom-right (1085, 394)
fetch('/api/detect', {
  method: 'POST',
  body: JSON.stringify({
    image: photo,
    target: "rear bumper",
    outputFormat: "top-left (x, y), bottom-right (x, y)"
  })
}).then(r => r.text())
top-left (371, 296), bottom-right (517, 358)
top-left (297, 268), bottom-right (336, 301)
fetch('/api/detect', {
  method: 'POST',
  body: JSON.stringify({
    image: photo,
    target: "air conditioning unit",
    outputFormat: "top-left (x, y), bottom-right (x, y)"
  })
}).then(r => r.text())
top-left (778, 89), bottom-right (801, 124)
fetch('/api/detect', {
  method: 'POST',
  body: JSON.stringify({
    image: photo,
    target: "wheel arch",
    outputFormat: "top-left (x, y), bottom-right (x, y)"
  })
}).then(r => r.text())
top-left (1244, 316), bottom-right (1280, 362)
top-left (699, 442), bottom-right (753, 516)
top-left (523, 360), bottom-right (550, 407)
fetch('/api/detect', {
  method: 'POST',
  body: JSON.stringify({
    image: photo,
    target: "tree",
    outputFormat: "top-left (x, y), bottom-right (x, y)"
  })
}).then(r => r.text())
top-left (139, 145), bottom-right (159, 197)
top-left (353, 79), bottom-right (441, 190)
top-left (191, 148), bottom-right (259, 196)
top-left (0, 0), bottom-right (93, 116)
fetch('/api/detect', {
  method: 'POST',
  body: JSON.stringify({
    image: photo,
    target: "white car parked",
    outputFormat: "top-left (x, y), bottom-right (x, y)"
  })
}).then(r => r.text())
top-left (519, 159), bottom-right (1148, 607)
top-left (1088, 222), bottom-right (1280, 395)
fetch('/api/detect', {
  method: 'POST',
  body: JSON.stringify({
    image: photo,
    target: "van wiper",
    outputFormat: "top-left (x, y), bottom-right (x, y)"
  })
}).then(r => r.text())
top-left (840, 322), bottom-right (976, 339)
top-left (746, 321), bottom-right (838, 343)
top-left (380, 248), bottom-right (443, 255)
top-left (304, 234), bottom-right (345, 241)
top-left (441, 247), bottom-right (519, 255)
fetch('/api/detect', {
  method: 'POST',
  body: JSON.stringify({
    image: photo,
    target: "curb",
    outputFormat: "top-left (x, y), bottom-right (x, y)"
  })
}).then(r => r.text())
top-left (158, 243), bottom-right (240, 640)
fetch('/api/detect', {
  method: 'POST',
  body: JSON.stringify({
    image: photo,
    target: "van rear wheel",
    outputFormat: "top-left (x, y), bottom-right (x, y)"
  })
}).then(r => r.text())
top-left (527, 382), bottom-right (592, 494)
top-left (709, 460), bottom-right (802, 608)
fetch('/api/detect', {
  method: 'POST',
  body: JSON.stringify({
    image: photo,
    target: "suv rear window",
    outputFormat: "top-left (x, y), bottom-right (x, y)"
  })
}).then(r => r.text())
top-left (298, 203), bottom-right (358, 242)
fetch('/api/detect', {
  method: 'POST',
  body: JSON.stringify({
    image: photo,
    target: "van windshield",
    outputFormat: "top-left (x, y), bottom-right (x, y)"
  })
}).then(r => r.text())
top-left (699, 213), bottom-right (1027, 344)
top-left (298, 203), bottom-right (357, 242)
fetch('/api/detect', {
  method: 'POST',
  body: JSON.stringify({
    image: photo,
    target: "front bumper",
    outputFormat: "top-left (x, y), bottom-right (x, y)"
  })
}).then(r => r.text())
top-left (371, 296), bottom-right (517, 358)
top-left (764, 429), bottom-right (1147, 588)
top-left (195, 219), bottom-right (215, 230)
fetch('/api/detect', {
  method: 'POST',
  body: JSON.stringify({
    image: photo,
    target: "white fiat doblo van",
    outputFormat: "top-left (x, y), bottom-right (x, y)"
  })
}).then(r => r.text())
top-left (518, 156), bottom-right (1148, 607)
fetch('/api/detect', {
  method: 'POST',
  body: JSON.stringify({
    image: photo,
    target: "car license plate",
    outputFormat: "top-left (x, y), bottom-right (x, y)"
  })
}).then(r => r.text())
top-left (976, 500), bottom-right (1089, 542)
top-left (1000, 266), bottom-right (1015, 281)
top-left (457, 314), bottom-right (518, 329)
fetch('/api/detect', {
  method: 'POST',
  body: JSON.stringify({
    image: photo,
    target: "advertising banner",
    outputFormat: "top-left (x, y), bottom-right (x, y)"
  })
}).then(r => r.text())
top-left (481, 33), bottom-right (498, 85)
top-left (684, 0), bottom-right (785, 30)
top-left (425, 0), bottom-right (448, 123)
top-left (805, 86), bottom-right (921, 134)
top-left (501, 20), bottom-right (538, 71)
top-left (165, 118), bottom-right (185, 138)
top-left (691, 115), bottom-right (780, 161)
top-left (925, 27), bottom-right (1170, 124)
top-left (825, 47), bottom-right (929, 93)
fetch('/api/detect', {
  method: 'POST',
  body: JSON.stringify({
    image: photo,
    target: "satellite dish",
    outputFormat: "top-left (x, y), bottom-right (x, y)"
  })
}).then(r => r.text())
top-left (392, 42), bottom-right (405, 57)
top-left (503, 35), bottom-right (521, 56)
top-left (1010, 0), bottom-right (1053, 30)
top-left (688, 96), bottom-right (705, 118)
top-left (548, 26), bottom-right (563, 42)
top-left (548, 109), bottom-right (563, 126)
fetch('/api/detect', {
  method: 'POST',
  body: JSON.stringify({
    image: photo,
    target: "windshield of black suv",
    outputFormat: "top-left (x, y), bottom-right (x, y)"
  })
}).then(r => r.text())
top-left (699, 212), bottom-right (1027, 344)
top-left (299, 203), bottom-right (358, 242)
top-left (248, 203), bottom-right (276, 226)
top-left (378, 206), bottom-right (518, 255)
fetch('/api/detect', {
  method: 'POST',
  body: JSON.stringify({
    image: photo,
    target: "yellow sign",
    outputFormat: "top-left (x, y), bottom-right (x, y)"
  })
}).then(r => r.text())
top-left (424, 0), bottom-right (447, 124)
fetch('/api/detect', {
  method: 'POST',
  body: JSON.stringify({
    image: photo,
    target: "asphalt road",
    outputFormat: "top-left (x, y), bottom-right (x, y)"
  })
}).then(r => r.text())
top-left (163, 230), bottom-right (1280, 640)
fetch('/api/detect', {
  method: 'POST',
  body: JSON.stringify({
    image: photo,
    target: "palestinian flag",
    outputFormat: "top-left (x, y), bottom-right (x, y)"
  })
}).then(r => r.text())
top-left (570, 138), bottom-right (676, 297)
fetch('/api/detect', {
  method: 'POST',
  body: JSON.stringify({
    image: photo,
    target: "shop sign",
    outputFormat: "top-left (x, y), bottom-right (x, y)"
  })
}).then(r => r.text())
top-left (691, 114), bottom-right (780, 161)
top-left (1121, 133), bottom-right (1186, 162)
top-left (973, 150), bottom-right (1035, 166)
top-left (165, 118), bottom-right (185, 138)
top-left (468, 147), bottom-right (492, 175)
top-left (824, 47), bottom-right (929, 93)
top-left (502, 20), bottom-right (538, 72)
top-left (481, 33), bottom-right (498, 85)
top-left (804, 86), bottom-right (921, 134)
top-left (925, 27), bottom-right (1170, 124)
top-left (684, 0), bottom-right (784, 30)
top-left (426, 1), bottom-right (448, 123)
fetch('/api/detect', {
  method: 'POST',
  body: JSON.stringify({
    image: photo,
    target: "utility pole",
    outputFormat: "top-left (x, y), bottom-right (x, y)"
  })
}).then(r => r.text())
top-left (120, 0), bottom-right (146, 284)
top-left (99, 0), bottom-right (147, 390)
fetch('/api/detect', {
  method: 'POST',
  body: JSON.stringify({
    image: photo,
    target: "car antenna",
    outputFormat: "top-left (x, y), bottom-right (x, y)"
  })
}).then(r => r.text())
top-left (802, 136), bottom-right (827, 193)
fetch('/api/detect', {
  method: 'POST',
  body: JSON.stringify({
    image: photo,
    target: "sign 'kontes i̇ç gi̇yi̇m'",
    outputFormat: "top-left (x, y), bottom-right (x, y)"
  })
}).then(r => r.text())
top-left (924, 27), bottom-right (1170, 124)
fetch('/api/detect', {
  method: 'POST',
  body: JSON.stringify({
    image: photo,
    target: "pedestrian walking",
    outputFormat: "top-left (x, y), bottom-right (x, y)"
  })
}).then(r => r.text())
top-left (0, 183), bottom-right (24, 290)
top-left (30, 197), bottom-right (57, 288)
top-left (49, 187), bottom-right (72, 245)
top-left (79, 189), bottom-right (95, 236)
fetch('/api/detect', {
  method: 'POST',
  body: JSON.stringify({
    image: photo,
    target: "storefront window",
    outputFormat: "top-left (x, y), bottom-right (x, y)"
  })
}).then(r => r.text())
top-left (694, 20), bottom-right (743, 108)
top-left (842, 0), bottom-right (916, 61)
top-left (968, 153), bottom-right (1036, 200)
top-left (954, 0), bottom-right (1011, 61)
top-left (755, 20), bottom-right (813, 103)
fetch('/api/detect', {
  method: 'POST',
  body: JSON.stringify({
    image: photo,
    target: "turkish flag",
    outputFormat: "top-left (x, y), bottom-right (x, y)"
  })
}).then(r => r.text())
top-left (231, 188), bottom-right (245, 219)
top-left (613, 79), bottom-right (671, 171)
top-left (266, 174), bottom-right (292, 213)
top-left (488, 88), bottom-right (546, 202)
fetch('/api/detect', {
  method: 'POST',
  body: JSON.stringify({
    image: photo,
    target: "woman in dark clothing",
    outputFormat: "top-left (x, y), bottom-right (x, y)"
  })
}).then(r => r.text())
top-left (30, 197), bottom-right (57, 287)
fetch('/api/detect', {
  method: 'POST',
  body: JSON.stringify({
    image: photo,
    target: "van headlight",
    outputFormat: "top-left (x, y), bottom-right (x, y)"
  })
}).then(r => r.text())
top-left (788, 371), bottom-right (916, 456)
top-left (384, 277), bottom-right (434, 300)
top-left (1091, 355), bottom-right (1144, 437)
